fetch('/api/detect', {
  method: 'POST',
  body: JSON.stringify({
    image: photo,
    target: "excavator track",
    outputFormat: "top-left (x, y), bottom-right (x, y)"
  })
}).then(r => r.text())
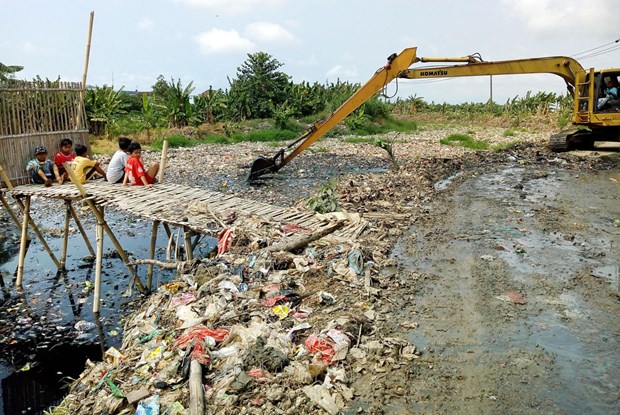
top-left (549, 132), bottom-right (569, 152)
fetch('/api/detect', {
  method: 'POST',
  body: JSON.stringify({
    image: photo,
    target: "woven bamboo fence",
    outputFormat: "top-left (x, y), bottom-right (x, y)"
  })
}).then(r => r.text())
top-left (0, 80), bottom-right (91, 186)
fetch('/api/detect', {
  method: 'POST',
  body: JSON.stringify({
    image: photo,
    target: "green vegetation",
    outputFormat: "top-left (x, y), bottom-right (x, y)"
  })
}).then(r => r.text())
top-left (68, 50), bottom-right (577, 152)
top-left (306, 182), bottom-right (340, 213)
top-left (440, 134), bottom-right (489, 150)
top-left (492, 140), bottom-right (522, 151)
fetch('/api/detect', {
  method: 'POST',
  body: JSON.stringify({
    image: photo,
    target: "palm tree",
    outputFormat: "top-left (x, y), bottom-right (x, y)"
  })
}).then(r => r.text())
top-left (0, 62), bottom-right (24, 81)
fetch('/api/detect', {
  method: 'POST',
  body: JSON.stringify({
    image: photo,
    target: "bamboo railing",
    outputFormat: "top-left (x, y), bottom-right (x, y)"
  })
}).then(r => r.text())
top-left (0, 80), bottom-right (90, 186)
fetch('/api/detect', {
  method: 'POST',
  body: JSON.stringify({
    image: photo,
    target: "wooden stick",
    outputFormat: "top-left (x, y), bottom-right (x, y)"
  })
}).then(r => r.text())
top-left (68, 202), bottom-right (95, 256)
top-left (162, 223), bottom-right (177, 251)
top-left (184, 227), bottom-right (193, 261)
top-left (16, 196), bottom-right (30, 287)
top-left (63, 162), bottom-right (146, 294)
top-left (189, 360), bottom-right (204, 415)
top-left (93, 207), bottom-right (104, 313)
top-left (263, 221), bottom-right (345, 253)
top-left (60, 200), bottom-right (71, 269)
top-left (158, 138), bottom-right (169, 183)
top-left (147, 220), bottom-right (160, 291)
top-left (128, 259), bottom-right (179, 269)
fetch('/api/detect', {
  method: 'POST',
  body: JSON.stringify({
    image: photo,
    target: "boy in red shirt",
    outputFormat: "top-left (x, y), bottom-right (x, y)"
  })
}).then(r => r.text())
top-left (122, 142), bottom-right (159, 188)
top-left (54, 138), bottom-right (76, 184)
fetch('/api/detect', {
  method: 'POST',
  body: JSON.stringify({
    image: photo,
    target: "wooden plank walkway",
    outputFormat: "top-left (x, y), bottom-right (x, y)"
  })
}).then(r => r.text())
top-left (6, 182), bottom-right (330, 235)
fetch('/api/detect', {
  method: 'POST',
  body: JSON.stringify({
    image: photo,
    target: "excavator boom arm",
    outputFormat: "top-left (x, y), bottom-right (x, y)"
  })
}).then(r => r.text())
top-left (248, 47), bottom-right (419, 179)
top-left (400, 56), bottom-right (584, 86)
top-left (248, 48), bottom-right (588, 180)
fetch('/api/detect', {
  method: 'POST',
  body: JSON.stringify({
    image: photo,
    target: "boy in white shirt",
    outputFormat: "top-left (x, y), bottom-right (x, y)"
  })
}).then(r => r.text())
top-left (107, 137), bottom-right (132, 184)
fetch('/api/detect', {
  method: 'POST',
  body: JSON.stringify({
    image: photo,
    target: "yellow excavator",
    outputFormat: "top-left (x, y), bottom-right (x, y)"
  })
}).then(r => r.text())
top-left (249, 47), bottom-right (620, 180)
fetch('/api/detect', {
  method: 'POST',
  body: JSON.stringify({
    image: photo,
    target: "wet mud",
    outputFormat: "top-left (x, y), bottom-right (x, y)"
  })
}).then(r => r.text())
top-left (381, 165), bottom-right (619, 414)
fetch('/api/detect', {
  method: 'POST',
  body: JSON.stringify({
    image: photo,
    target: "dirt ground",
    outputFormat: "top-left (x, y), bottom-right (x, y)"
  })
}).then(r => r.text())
top-left (4, 124), bottom-right (619, 414)
top-left (351, 162), bottom-right (620, 414)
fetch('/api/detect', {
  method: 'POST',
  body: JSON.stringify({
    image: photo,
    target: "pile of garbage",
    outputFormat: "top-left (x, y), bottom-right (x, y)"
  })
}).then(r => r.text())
top-left (55, 201), bottom-right (423, 415)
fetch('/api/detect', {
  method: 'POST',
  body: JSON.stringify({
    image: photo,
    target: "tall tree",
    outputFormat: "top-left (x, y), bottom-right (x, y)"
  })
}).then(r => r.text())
top-left (0, 62), bottom-right (24, 81)
top-left (228, 52), bottom-right (290, 119)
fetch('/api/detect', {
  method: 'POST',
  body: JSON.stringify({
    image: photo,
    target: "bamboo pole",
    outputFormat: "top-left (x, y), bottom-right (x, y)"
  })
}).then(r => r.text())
top-left (68, 203), bottom-right (95, 256)
top-left (63, 163), bottom-right (147, 294)
top-left (0, 193), bottom-right (23, 229)
top-left (147, 220), bottom-right (160, 291)
top-left (60, 200), bottom-right (71, 269)
top-left (189, 360), bottom-right (204, 415)
top-left (184, 227), bottom-right (193, 261)
top-left (162, 222), bottom-right (178, 252)
top-left (76, 11), bottom-right (94, 130)
top-left (16, 196), bottom-right (30, 287)
top-left (1, 164), bottom-right (61, 268)
top-left (93, 206), bottom-right (104, 313)
top-left (158, 138), bottom-right (169, 183)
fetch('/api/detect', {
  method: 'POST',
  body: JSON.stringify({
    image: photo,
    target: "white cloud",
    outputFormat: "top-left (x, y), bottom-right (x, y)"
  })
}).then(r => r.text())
top-left (195, 29), bottom-right (255, 55)
top-left (138, 17), bottom-right (154, 30)
top-left (504, 0), bottom-right (616, 38)
top-left (175, 0), bottom-right (284, 14)
top-left (326, 65), bottom-right (359, 80)
top-left (245, 22), bottom-right (298, 44)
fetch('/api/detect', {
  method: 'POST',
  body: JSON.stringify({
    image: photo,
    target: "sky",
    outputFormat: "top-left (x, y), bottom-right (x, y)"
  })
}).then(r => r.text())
top-left (1, 0), bottom-right (618, 104)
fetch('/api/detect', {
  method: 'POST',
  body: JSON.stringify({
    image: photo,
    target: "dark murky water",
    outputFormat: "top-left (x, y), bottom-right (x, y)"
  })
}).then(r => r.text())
top-left (0, 200), bottom-right (215, 415)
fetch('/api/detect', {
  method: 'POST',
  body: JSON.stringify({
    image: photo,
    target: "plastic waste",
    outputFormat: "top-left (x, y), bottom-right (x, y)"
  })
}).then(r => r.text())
top-left (136, 395), bottom-right (160, 415)
top-left (74, 320), bottom-right (96, 331)
top-left (347, 248), bottom-right (364, 275)
top-left (217, 227), bottom-right (234, 255)
top-left (272, 305), bottom-right (290, 320)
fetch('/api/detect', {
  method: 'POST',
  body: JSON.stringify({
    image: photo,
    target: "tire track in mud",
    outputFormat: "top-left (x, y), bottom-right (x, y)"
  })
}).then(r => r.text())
top-left (389, 164), bottom-right (620, 414)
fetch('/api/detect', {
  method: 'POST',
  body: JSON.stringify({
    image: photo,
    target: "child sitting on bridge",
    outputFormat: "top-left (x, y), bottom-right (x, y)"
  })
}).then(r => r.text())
top-left (53, 138), bottom-right (76, 184)
top-left (70, 144), bottom-right (107, 183)
top-left (122, 142), bottom-right (159, 188)
top-left (26, 146), bottom-right (62, 186)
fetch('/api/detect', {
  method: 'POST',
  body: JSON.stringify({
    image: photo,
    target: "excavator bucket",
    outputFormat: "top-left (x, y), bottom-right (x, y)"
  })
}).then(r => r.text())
top-left (248, 149), bottom-right (285, 181)
top-left (248, 157), bottom-right (277, 180)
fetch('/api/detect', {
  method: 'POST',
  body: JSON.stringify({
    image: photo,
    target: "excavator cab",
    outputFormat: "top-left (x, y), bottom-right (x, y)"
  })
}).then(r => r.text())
top-left (595, 72), bottom-right (620, 113)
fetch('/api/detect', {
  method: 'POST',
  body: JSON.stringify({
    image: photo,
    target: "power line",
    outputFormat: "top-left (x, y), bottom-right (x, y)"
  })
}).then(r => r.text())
top-left (571, 37), bottom-right (620, 59)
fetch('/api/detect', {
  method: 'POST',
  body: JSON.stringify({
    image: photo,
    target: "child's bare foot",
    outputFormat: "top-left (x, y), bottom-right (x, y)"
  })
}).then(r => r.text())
top-left (44, 179), bottom-right (52, 187)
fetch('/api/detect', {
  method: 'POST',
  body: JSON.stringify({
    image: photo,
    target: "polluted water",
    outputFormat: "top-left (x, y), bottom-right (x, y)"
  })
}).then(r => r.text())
top-left (0, 204), bottom-right (215, 415)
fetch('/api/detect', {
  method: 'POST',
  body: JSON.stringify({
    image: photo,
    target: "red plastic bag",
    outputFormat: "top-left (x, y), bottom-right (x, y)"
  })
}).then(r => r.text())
top-left (305, 335), bottom-right (336, 364)
top-left (217, 227), bottom-right (234, 255)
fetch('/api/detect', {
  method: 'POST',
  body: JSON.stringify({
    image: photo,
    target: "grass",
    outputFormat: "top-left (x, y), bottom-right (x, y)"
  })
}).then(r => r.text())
top-left (348, 118), bottom-right (417, 136)
top-left (440, 134), bottom-right (489, 150)
top-left (148, 128), bottom-right (298, 150)
top-left (503, 129), bottom-right (516, 137)
top-left (492, 140), bottom-right (522, 151)
top-left (343, 137), bottom-right (375, 144)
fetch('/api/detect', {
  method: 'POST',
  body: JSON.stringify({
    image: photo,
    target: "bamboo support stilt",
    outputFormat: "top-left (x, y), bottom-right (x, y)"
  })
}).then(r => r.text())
top-left (1, 165), bottom-right (61, 268)
top-left (93, 207), bottom-right (104, 313)
top-left (60, 201), bottom-right (71, 268)
top-left (63, 163), bottom-right (147, 294)
top-left (147, 220), bottom-right (160, 291)
top-left (162, 223), bottom-right (178, 251)
top-left (68, 203), bottom-right (95, 256)
top-left (0, 193), bottom-right (23, 230)
top-left (184, 227), bottom-right (193, 261)
top-left (16, 196), bottom-right (31, 287)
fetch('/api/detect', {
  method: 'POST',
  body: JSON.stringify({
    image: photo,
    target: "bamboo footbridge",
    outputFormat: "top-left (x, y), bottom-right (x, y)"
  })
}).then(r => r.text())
top-left (1, 171), bottom-right (366, 313)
